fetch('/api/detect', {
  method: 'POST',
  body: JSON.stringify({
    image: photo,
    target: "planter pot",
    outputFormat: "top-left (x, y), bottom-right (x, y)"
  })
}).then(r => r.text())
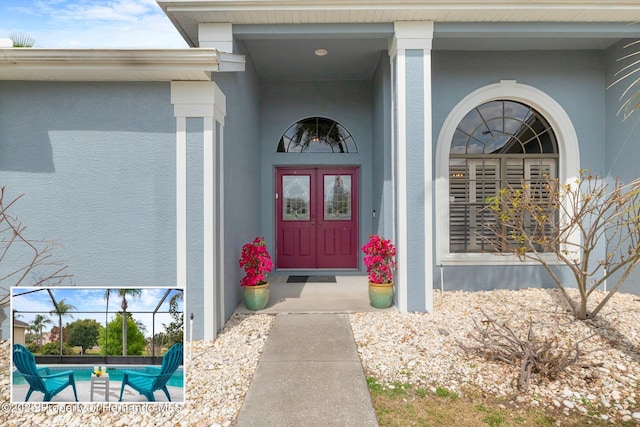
top-left (244, 282), bottom-right (269, 311)
top-left (368, 281), bottom-right (394, 309)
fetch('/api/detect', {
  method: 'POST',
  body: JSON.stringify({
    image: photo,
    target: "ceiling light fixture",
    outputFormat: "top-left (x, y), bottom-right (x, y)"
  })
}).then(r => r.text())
top-left (314, 49), bottom-right (328, 57)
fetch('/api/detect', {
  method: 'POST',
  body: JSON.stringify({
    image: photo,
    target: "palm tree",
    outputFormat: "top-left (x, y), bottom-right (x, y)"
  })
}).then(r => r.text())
top-left (25, 323), bottom-right (39, 345)
top-left (50, 299), bottom-right (76, 355)
top-left (104, 289), bottom-right (142, 356)
top-left (611, 39), bottom-right (640, 120)
top-left (9, 32), bottom-right (35, 48)
top-left (32, 314), bottom-right (51, 347)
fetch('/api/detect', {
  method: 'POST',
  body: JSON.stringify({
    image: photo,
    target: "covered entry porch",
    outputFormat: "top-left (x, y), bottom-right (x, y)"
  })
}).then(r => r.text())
top-left (234, 276), bottom-right (397, 313)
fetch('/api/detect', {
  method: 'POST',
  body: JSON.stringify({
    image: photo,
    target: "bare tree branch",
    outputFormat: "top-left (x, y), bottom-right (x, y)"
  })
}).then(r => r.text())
top-left (483, 171), bottom-right (640, 320)
top-left (0, 186), bottom-right (72, 307)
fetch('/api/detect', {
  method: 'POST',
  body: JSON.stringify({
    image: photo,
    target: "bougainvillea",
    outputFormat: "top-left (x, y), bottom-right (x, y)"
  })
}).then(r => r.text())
top-left (238, 237), bottom-right (273, 287)
top-left (361, 235), bottom-right (396, 284)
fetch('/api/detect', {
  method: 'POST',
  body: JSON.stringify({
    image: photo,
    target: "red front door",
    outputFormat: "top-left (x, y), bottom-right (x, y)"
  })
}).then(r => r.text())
top-left (276, 167), bottom-right (359, 269)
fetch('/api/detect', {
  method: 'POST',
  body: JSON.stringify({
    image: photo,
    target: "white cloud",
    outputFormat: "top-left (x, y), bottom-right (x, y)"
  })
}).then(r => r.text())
top-left (6, 0), bottom-right (188, 48)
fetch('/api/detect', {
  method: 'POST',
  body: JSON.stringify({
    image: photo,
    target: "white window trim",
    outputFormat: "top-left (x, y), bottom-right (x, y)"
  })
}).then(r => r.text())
top-left (435, 80), bottom-right (580, 266)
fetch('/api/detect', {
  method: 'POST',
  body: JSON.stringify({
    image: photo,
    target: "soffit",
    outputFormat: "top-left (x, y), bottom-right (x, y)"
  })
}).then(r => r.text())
top-left (229, 21), bottom-right (637, 82)
top-left (0, 48), bottom-right (244, 81)
top-left (158, 1), bottom-right (640, 47)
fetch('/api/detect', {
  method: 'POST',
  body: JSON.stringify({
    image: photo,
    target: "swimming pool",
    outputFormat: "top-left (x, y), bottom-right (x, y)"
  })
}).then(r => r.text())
top-left (13, 366), bottom-right (184, 388)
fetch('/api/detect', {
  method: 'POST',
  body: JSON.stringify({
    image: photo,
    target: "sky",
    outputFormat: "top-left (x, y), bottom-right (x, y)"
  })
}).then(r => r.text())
top-left (11, 287), bottom-right (184, 339)
top-left (0, 0), bottom-right (188, 48)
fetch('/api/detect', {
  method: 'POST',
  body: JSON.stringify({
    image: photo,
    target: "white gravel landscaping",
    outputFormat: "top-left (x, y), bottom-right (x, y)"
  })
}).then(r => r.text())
top-left (351, 288), bottom-right (640, 423)
top-left (1, 287), bottom-right (639, 425)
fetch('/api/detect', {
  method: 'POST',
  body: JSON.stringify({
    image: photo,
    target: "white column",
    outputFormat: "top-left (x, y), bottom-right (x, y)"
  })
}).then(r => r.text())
top-left (389, 22), bottom-right (434, 313)
top-left (172, 81), bottom-right (227, 341)
top-left (198, 23), bottom-right (233, 52)
top-left (214, 88), bottom-right (226, 330)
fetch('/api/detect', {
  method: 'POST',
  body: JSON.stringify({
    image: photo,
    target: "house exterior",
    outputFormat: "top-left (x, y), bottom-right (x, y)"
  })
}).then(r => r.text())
top-left (1, 1), bottom-right (640, 340)
top-left (12, 319), bottom-right (28, 346)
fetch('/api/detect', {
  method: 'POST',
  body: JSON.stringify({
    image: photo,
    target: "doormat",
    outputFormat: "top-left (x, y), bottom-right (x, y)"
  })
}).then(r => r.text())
top-left (286, 275), bottom-right (337, 283)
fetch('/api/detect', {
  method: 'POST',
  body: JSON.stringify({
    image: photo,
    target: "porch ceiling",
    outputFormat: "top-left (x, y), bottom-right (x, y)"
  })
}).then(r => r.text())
top-left (158, 1), bottom-right (639, 83)
top-left (229, 21), bottom-right (638, 82)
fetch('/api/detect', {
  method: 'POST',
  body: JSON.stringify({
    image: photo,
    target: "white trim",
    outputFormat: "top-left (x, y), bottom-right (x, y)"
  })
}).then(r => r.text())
top-left (395, 48), bottom-right (408, 313)
top-left (423, 48), bottom-right (433, 313)
top-left (394, 22), bottom-right (434, 51)
top-left (435, 80), bottom-right (580, 265)
top-left (0, 48), bottom-right (245, 81)
top-left (173, 105), bottom-right (215, 118)
top-left (389, 52), bottom-right (397, 259)
top-left (218, 123), bottom-right (226, 330)
top-left (199, 23), bottom-right (233, 52)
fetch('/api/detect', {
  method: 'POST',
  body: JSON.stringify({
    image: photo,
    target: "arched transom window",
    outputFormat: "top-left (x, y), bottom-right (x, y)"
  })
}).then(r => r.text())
top-left (449, 100), bottom-right (559, 253)
top-left (277, 117), bottom-right (357, 153)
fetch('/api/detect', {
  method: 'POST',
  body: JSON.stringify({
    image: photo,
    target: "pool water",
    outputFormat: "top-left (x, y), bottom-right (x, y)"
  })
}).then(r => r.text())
top-left (13, 366), bottom-right (184, 388)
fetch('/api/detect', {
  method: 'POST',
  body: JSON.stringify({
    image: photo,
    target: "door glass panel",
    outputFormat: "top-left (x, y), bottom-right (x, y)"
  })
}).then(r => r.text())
top-left (324, 175), bottom-right (351, 220)
top-left (283, 175), bottom-right (310, 220)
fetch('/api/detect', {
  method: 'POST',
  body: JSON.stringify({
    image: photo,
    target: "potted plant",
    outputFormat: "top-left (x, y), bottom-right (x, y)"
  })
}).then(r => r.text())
top-left (239, 237), bottom-right (273, 310)
top-left (362, 235), bottom-right (396, 308)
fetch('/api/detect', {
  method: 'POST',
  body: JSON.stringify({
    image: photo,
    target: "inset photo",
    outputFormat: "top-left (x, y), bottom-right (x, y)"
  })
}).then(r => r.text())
top-left (10, 287), bottom-right (184, 403)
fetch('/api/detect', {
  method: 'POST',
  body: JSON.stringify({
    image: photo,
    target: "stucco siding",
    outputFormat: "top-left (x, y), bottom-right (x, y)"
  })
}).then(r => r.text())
top-left (431, 50), bottom-right (606, 292)
top-left (604, 39), bottom-right (640, 183)
top-left (0, 81), bottom-right (178, 337)
top-left (186, 118), bottom-right (205, 339)
top-left (372, 52), bottom-right (393, 238)
top-left (213, 39), bottom-right (263, 321)
top-left (405, 50), bottom-right (427, 311)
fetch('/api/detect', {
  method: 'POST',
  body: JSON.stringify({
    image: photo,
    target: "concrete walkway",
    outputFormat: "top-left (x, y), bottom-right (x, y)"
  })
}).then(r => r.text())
top-left (236, 313), bottom-right (378, 427)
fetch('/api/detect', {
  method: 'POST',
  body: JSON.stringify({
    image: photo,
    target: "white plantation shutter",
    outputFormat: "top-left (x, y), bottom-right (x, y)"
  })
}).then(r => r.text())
top-left (449, 158), bottom-right (500, 252)
top-left (520, 158), bottom-right (556, 248)
top-left (450, 157), bottom-right (556, 253)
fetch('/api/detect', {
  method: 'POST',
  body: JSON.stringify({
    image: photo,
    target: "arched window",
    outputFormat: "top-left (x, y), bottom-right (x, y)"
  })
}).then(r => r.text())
top-left (277, 117), bottom-right (357, 153)
top-left (449, 100), bottom-right (558, 253)
top-left (435, 80), bottom-right (580, 265)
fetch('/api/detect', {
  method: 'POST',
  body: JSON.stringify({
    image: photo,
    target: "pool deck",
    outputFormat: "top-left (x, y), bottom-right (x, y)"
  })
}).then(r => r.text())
top-left (12, 380), bottom-right (184, 403)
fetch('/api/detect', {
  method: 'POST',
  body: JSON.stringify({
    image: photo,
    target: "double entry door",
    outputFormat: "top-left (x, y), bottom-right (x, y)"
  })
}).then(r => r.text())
top-left (276, 167), bottom-right (359, 269)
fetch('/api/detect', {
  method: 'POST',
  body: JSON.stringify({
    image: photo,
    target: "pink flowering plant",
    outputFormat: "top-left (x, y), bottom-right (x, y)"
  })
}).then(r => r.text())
top-left (239, 237), bottom-right (273, 287)
top-left (361, 235), bottom-right (396, 284)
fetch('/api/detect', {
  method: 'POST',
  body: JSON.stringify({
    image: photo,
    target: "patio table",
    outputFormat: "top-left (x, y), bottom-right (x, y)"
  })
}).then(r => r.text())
top-left (90, 373), bottom-right (110, 402)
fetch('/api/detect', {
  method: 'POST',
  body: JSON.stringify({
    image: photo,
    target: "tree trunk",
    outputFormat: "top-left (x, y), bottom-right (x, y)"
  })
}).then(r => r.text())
top-left (576, 297), bottom-right (588, 320)
top-left (122, 298), bottom-right (128, 357)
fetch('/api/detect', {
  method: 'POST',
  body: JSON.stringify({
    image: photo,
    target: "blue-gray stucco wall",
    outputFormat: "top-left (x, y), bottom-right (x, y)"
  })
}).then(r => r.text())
top-left (372, 53), bottom-right (393, 237)
top-left (212, 39), bottom-right (263, 320)
top-left (431, 49), bottom-right (607, 292)
top-left (605, 39), bottom-right (640, 183)
top-left (604, 40), bottom-right (640, 294)
top-left (405, 50), bottom-right (427, 311)
top-left (0, 81), bottom-right (179, 338)
top-left (186, 118), bottom-right (204, 339)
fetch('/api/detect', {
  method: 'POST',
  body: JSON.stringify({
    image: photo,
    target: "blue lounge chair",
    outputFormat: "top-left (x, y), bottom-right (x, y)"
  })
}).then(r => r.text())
top-left (13, 344), bottom-right (78, 402)
top-left (119, 343), bottom-right (183, 402)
